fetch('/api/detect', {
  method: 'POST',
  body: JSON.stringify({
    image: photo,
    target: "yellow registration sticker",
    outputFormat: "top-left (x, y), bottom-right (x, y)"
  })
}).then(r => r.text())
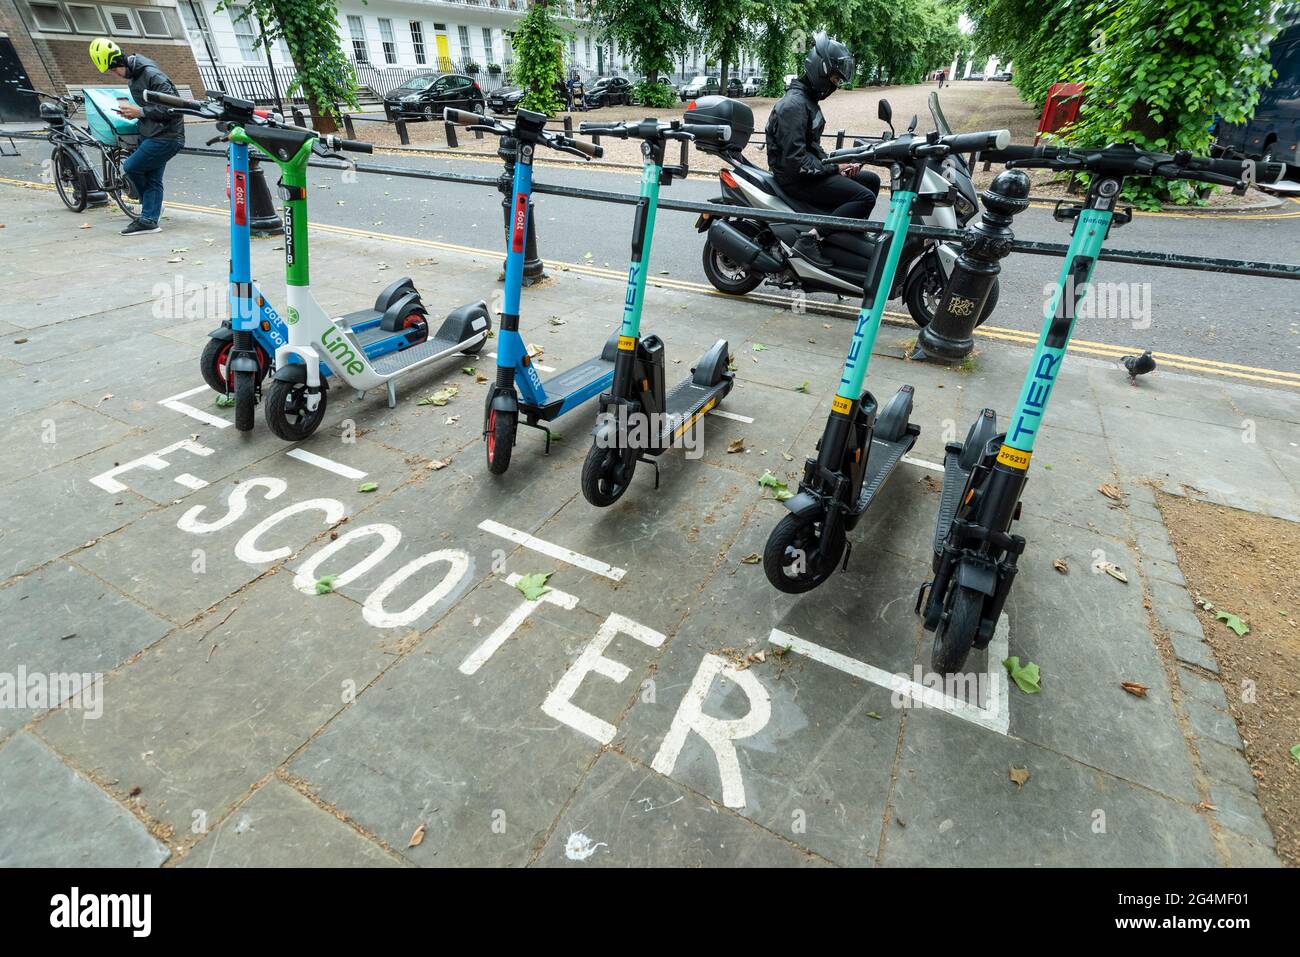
top-left (831, 395), bottom-right (853, 415)
top-left (618, 335), bottom-right (636, 351)
top-left (996, 445), bottom-right (1032, 470)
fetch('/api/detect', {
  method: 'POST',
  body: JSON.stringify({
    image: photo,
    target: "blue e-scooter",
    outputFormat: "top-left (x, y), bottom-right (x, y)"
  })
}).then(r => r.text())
top-left (443, 107), bottom-right (608, 475)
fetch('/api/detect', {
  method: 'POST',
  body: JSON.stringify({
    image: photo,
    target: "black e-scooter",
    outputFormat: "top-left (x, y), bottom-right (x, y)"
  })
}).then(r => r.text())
top-left (577, 116), bottom-right (736, 505)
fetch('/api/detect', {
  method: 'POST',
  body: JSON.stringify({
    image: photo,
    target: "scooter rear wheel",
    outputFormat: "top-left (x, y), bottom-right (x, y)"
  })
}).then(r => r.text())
top-left (485, 408), bottom-right (516, 475)
top-left (931, 584), bottom-right (983, 674)
top-left (763, 512), bottom-right (844, 594)
top-left (233, 369), bottom-right (257, 432)
top-left (581, 444), bottom-right (634, 507)
top-left (264, 378), bottom-right (328, 441)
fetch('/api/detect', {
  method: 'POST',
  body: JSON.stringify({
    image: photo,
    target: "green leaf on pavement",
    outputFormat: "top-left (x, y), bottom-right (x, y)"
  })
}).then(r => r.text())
top-left (418, 385), bottom-right (459, 406)
top-left (357, 482), bottom-right (378, 493)
top-left (1290, 744), bottom-right (1300, 766)
top-left (215, 394), bottom-right (235, 408)
top-left (515, 572), bottom-right (553, 601)
top-left (461, 366), bottom-right (476, 376)
top-left (866, 711), bottom-right (882, 720)
top-left (1215, 610), bottom-right (1250, 636)
top-left (1002, 656), bottom-right (1042, 694)
top-left (751, 343), bottom-right (767, 352)
top-left (795, 381), bottom-right (811, 393)
top-left (314, 575), bottom-right (338, 595)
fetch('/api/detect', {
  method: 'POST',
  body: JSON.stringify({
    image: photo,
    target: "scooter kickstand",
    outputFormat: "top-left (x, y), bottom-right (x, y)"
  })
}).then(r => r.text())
top-left (637, 454), bottom-right (660, 490)
top-left (841, 539), bottom-right (853, 571)
top-left (386, 380), bottom-right (397, 409)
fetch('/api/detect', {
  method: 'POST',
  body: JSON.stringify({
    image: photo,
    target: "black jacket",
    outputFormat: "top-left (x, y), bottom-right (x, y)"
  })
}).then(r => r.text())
top-left (765, 78), bottom-right (833, 185)
top-left (125, 55), bottom-right (185, 141)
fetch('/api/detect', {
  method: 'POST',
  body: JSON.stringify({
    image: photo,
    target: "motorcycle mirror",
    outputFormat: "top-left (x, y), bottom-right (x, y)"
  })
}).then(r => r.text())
top-left (878, 99), bottom-right (892, 124)
top-left (908, 114), bottom-right (918, 133)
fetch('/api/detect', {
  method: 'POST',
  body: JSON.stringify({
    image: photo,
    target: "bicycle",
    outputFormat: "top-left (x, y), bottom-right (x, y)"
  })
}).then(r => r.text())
top-left (23, 87), bottom-right (141, 220)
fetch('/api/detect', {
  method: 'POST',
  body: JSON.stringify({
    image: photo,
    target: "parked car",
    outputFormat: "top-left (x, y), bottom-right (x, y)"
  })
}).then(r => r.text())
top-left (742, 75), bottom-right (764, 96)
top-left (383, 73), bottom-right (485, 121)
top-left (725, 77), bottom-right (745, 97)
top-left (964, 72), bottom-right (985, 81)
top-left (487, 86), bottom-right (526, 114)
top-left (679, 75), bottom-right (721, 102)
top-left (584, 75), bottom-right (633, 109)
top-left (990, 71), bottom-right (1013, 82)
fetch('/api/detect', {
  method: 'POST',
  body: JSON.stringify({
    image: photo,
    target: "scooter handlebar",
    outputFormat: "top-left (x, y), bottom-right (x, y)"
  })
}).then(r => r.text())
top-left (941, 129), bottom-right (1010, 154)
top-left (142, 89), bottom-right (206, 112)
top-left (686, 123), bottom-right (731, 147)
top-left (322, 135), bottom-right (372, 154)
top-left (444, 107), bottom-right (486, 127)
top-left (578, 122), bottom-right (627, 138)
top-left (554, 134), bottom-right (602, 158)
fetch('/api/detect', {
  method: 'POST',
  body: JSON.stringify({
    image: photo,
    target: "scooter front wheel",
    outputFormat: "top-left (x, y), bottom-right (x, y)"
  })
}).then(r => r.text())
top-left (200, 337), bottom-right (269, 395)
top-left (485, 407), bottom-right (516, 475)
top-left (581, 444), bottom-right (634, 507)
top-left (264, 378), bottom-right (328, 441)
top-left (763, 512), bottom-right (843, 594)
top-left (931, 584), bottom-right (983, 674)
top-left (234, 370), bottom-right (257, 432)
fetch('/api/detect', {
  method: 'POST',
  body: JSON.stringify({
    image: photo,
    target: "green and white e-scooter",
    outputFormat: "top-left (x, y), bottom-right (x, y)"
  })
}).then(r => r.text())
top-left (577, 116), bottom-right (736, 505)
top-left (918, 144), bottom-right (1276, 672)
top-left (763, 101), bottom-right (1009, 593)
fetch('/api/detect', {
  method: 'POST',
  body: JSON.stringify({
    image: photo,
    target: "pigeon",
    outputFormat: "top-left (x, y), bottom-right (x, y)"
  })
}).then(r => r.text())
top-left (1121, 349), bottom-right (1156, 385)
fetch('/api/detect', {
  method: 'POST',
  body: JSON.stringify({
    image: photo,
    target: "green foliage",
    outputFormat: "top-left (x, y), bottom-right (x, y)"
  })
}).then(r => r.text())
top-left (509, 0), bottom-right (569, 116)
top-left (587, 0), bottom-right (691, 82)
top-left (633, 80), bottom-right (678, 108)
top-left (216, 0), bottom-right (357, 131)
top-left (967, 0), bottom-right (1281, 206)
top-left (688, 0), bottom-right (749, 86)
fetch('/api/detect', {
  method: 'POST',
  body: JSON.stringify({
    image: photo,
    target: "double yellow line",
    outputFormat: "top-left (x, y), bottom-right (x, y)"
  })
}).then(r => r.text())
top-left (4, 176), bottom-right (1296, 389)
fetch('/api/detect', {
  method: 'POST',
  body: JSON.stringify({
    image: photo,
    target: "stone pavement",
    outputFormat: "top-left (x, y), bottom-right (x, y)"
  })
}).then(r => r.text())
top-left (0, 185), bottom-right (1294, 867)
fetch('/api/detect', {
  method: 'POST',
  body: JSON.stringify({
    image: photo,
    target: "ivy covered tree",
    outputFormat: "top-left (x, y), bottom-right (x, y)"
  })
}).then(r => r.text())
top-left (510, 0), bottom-right (569, 115)
top-left (587, 0), bottom-right (691, 106)
top-left (216, 0), bottom-right (357, 134)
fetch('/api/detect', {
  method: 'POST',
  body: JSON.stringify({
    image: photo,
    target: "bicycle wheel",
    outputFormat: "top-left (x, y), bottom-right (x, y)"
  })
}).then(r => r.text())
top-left (107, 151), bottom-right (142, 221)
top-left (51, 147), bottom-right (86, 213)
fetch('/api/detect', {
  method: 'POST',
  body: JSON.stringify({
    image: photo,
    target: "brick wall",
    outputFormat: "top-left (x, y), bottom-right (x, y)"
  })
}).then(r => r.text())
top-left (0, 0), bottom-right (61, 89)
top-left (45, 38), bottom-right (205, 95)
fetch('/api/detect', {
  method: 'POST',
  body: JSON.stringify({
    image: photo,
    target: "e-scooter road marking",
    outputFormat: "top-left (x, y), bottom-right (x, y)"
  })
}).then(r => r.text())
top-left (158, 385), bottom-right (233, 429)
top-left (285, 448), bottom-right (368, 480)
top-left (478, 519), bottom-right (627, 582)
top-left (768, 619), bottom-right (1011, 736)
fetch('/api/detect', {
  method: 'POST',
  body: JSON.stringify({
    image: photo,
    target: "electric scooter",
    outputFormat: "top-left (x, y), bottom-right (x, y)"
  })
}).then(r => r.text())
top-left (577, 117), bottom-right (736, 506)
top-left (691, 93), bottom-right (996, 328)
top-left (762, 101), bottom-right (1009, 594)
top-left (441, 107), bottom-right (609, 475)
top-left (918, 144), bottom-right (1280, 672)
top-left (144, 90), bottom-right (491, 438)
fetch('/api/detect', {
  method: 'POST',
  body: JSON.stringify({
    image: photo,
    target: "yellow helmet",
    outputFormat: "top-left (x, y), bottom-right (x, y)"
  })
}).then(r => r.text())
top-left (89, 37), bottom-right (123, 73)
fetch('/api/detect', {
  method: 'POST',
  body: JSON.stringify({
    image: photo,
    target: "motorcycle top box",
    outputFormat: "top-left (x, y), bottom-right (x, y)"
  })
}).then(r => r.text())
top-left (684, 96), bottom-right (753, 154)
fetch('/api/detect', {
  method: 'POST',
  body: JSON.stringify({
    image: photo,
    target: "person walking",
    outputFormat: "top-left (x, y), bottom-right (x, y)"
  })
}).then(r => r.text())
top-left (937, 69), bottom-right (947, 89)
top-left (88, 37), bottom-right (186, 235)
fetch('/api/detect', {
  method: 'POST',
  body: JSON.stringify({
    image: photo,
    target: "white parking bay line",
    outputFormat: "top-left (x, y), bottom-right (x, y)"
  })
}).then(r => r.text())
top-left (901, 455), bottom-right (945, 473)
top-left (768, 619), bottom-right (1011, 736)
top-left (158, 385), bottom-right (232, 429)
top-left (478, 519), bottom-right (627, 582)
top-left (286, 448), bottom-right (368, 480)
top-left (709, 409), bottom-right (754, 424)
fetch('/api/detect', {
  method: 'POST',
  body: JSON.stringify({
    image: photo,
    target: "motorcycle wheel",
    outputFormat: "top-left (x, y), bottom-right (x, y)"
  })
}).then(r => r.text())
top-left (701, 229), bottom-right (764, 295)
top-left (904, 259), bottom-right (1000, 329)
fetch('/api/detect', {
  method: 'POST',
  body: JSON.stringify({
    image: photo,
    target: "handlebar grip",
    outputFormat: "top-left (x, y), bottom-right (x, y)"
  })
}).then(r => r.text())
top-left (981, 144), bottom-right (1057, 164)
top-left (564, 136), bottom-right (602, 158)
top-left (1186, 155), bottom-right (1285, 185)
top-left (142, 90), bottom-right (204, 111)
top-left (444, 107), bottom-right (484, 127)
top-left (941, 129), bottom-right (1011, 154)
top-left (336, 138), bottom-right (372, 154)
top-left (579, 122), bottom-right (626, 137)
top-left (686, 123), bottom-right (731, 146)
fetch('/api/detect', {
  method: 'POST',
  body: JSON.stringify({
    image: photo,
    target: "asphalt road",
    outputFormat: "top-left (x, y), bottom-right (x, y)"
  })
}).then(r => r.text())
top-left (4, 128), bottom-right (1299, 374)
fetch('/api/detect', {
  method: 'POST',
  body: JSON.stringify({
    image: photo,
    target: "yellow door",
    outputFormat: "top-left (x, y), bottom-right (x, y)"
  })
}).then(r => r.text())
top-left (435, 34), bottom-right (451, 71)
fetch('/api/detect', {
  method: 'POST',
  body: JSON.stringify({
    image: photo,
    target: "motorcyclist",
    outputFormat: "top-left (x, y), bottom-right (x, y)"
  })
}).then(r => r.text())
top-left (765, 33), bottom-right (880, 268)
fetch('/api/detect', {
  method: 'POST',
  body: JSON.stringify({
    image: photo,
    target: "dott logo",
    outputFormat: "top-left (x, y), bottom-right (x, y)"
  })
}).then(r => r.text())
top-left (232, 170), bottom-right (247, 227)
top-left (511, 195), bottom-right (528, 253)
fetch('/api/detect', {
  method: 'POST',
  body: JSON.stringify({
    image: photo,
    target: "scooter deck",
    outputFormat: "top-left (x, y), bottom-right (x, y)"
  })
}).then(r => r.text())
top-left (371, 332), bottom-right (483, 376)
top-left (932, 445), bottom-right (970, 554)
top-left (539, 354), bottom-right (615, 403)
top-left (660, 375), bottom-right (731, 442)
top-left (855, 428), bottom-right (920, 514)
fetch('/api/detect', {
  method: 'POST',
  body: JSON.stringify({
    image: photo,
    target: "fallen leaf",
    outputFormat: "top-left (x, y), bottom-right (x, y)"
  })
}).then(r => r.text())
top-left (428, 457), bottom-right (453, 471)
top-left (461, 366), bottom-right (476, 376)
top-left (1120, 681), bottom-right (1149, 698)
top-left (1215, 610), bottom-right (1250, 636)
top-left (1009, 766), bottom-right (1030, 789)
top-left (1052, 558), bottom-right (1068, 574)
top-left (527, 343), bottom-right (545, 358)
top-left (740, 553), bottom-right (761, 564)
top-left (1100, 561), bottom-right (1128, 583)
top-left (751, 343), bottom-right (767, 352)
top-left (1002, 656), bottom-right (1042, 694)
top-left (475, 373), bottom-right (488, 384)
top-left (1290, 744), bottom-right (1300, 766)
top-left (757, 470), bottom-right (794, 501)
top-left (866, 711), bottom-right (883, 720)
top-left (548, 317), bottom-right (566, 326)
top-left (1098, 483), bottom-right (1122, 501)
top-left (314, 575), bottom-right (338, 595)
top-left (408, 824), bottom-right (426, 848)
top-left (781, 452), bottom-right (794, 462)
top-left (727, 437), bottom-right (747, 454)
top-left (357, 482), bottom-right (378, 493)
top-left (794, 381), bottom-right (811, 393)
top-left (515, 572), bottom-right (553, 601)
top-left (444, 415), bottom-right (460, 425)
top-left (419, 385), bottom-right (459, 406)
top-left (214, 394), bottom-right (235, 408)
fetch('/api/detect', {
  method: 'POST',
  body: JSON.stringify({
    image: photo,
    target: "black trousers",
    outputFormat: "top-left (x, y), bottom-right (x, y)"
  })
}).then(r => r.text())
top-left (781, 168), bottom-right (882, 223)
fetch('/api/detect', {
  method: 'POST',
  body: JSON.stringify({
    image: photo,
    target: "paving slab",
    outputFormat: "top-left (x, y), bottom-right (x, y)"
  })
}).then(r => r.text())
top-left (0, 732), bottom-right (170, 867)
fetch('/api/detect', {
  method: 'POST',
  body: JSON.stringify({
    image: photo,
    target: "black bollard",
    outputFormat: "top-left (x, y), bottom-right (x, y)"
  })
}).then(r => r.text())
top-left (247, 153), bottom-right (283, 235)
top-left (497, 132), bottom-right (546, 285)
top-left (915, 168), bottom-right (1031, 361)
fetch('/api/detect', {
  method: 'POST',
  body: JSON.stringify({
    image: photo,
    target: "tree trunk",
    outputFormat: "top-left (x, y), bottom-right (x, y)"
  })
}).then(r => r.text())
top-left (309, 100), bottom-right (338, 135)
top-left (720, 56), bottom-right (728, 90)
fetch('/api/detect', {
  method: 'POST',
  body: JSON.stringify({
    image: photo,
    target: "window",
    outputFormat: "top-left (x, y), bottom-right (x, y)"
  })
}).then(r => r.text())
top-left (347, 15), bottom-right (368, 63)
top-left (409, 21), bottom-right (425, 65)
top-left (568, 37), bottom-right (575, 64)
top-left (231, 5), bottom-right (258, 61)
top-left (137, 8), bottom-right (170, 38)
top-left (481, 27), bottom-right (493, 64)
top-left (178, 1), bottom-right (215, 58)
top-left (29, 2), bottom-right (71, 32)
top-left (458, 25), bottom-right (471, 61)
top-left (584, 36), bottom-right (591, 66)
top-left (378, 18), bottom-right (396, 65)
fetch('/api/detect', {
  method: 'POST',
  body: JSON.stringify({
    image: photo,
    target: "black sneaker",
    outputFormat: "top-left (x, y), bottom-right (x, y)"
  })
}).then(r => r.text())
top-left (792, 234), bottom-right (832, 269)
top-left (121, 219), bottom-right (160, 236)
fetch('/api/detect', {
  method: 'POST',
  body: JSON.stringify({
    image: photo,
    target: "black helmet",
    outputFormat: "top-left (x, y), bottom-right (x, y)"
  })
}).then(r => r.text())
top-left (803, 32), bottom-right (854, 98)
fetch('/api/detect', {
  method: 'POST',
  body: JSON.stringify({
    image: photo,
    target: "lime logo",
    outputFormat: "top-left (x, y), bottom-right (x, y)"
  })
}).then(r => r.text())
top-left (286, 307), bottom-right (299, 325)
top-left (321, 327), bottom-right (366, 376)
